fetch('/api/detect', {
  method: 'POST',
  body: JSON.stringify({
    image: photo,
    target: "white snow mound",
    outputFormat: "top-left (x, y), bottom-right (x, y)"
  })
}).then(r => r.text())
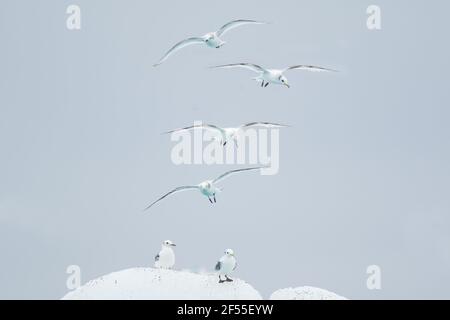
top-left (270, 286), bottom-right (347, 300)
top-left (62, 268), bottom-right (262, 300)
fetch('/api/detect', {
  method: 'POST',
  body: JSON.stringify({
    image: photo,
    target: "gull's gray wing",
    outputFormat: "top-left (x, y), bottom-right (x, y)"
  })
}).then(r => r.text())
top-left (212, 167), bottom-right (263, 184)
top-left (163, 123), bottom-right (227, 143)
top-left (239, 122), bottom-right (289, 130)
top-left (216, 19), bottom-right (267, 37)
top-left (154, 37), bottom-right (204, 66)
top-left (210, 63), bottom-right (266, 74)
top-left (283, 65), bottom-right (338, 73)
top-left (144, 186), bottom-right (199, 211)
top-left (215, 261), bottom-right (222, 271)
top-left (163, 123), bottom-right (226, 138)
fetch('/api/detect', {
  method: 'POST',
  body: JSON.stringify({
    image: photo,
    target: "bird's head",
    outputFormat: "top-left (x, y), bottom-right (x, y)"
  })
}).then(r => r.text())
top-left (199, 180), bottom-right (212, 190)
top-left (163, 240), bottom-right (176, 247)
top-left (204, 33), bottom-right (214, 42)
top-left (225, 249), bottom-right (235, 256)
top-left (279, 75), bottom-right (290, 88)
top-left (204, 33), bottom-right (225, 48)
top-left (204, 32), bottom-right (219, 43)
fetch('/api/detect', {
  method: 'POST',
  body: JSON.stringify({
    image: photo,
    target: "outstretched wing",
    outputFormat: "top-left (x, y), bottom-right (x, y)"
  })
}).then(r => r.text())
top-left (144, 186), bottom-right (199, 211)
top-left (163, 123), bottom-right (227, 143)
top-left (163, 123), bottom-right (225, 138)
top-left (210, 63), bottom-right (265, 74)
top-left (240, 122), bottom-right (289, 130)
top-left (154, 37), bottom-right (204, 66)
top-left (215, 261), bottom-right (222, 271)
top-left (283, 65), bottom-right (338, 73)
top-left (212, 167), bottom-right (263, 184)
top-left (216, 19), bottom-right (267, 37)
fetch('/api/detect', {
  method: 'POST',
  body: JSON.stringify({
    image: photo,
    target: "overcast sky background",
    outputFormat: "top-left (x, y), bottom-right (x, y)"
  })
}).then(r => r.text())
top-left (1, 0), bottom-right (450, 299)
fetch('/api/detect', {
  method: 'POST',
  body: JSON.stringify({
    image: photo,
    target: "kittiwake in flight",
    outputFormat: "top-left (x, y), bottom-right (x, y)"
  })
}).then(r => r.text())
top-left (215, 249), bottom-right (237, 283)
top-left (154, 240), bottom-right (176, 269)
top-left (153, 20), bottom-right (268, 66)
top-left (164, 122), bottom-right (289, 147)
top-left (211, 63), bottom-right (338, 88)
top-left (144, 167), bottom-right (264, 210)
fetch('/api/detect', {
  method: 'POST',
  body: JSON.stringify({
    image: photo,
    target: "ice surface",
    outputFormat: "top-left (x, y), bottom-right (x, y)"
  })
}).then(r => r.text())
top-left (62, 267), bottom-right (262, 300)
top-left (270, 286), bottom-right (347, 300)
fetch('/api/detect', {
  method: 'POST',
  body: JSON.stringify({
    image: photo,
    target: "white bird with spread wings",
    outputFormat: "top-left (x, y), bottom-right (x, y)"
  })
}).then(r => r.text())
top-left (144, 167), bottom-right (264, 210)
top-left (153, 20), bottom-right (268, 66)
top-left (211, 63), bottom-right (338, 88)
top-left (164, 122), bottom-right (289, 147)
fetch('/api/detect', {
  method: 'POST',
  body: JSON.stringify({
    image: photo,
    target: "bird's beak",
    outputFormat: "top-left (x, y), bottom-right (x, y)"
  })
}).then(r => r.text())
top-left (284, 83), bottom-right (290, 88)
top-left (171, 243), bottom-right (176, 247)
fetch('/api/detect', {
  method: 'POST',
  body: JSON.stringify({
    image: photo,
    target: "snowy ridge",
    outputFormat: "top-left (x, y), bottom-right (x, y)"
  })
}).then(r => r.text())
top-left (270, 286), bottom-right (347, 300)
top-left (62, 268), bottom-right (262, 300)
top-left (62, 268), bottom-right (347, 300)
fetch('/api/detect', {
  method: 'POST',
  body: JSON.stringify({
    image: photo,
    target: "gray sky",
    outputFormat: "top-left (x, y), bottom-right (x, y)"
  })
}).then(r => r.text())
top-left (1, 0), bottom-right (450, 299)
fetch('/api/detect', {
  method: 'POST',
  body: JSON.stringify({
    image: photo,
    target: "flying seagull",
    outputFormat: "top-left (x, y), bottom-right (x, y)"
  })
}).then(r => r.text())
top-left (154, 240), bottom-right (176, 269)
top-left (153, 20), bottom-right (268, 66)
top-left (211, 63), bottom-right (338, 88)
top-left (215, 249), bottom-right (237, 283)
top-left (144, 167), bottom-right (264, 210)
top-left (164, 122), bottom-right (289, 147)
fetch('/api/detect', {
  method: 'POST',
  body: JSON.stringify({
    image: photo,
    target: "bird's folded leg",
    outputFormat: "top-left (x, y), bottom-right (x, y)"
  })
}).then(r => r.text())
top-left (208, 197), bottom-right (213, 204)
top-left (225, 275), bottom-right (233, 282)
top-left (218, 276), bottom-right (225, 283)
top-left (265, 82), bottom-right (269, 87)
top-left (213, 195), bottom-right (217, 203)
top-left (261, 81), bottom-right (264, 87)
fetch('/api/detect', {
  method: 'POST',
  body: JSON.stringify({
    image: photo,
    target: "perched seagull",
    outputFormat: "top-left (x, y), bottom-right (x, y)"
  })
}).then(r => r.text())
top-left (164, 122), bottom-right (289, 147)
top-left (211, 63), bottom-right (338, 88)
top-left (215, 249), bottom-right (237, 283)
top-left (154, 240), bottom-right (176, 269)
top-left (153, 20), bottom-right (267, 66)
top-left (144, 167), bottom-right (264, 210)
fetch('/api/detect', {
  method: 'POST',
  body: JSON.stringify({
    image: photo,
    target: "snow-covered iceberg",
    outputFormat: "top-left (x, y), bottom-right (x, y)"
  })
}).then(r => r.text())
top-left (62, 268), bottom-right (262, 300)
top-left (270, 286), bottom-right (347, 300)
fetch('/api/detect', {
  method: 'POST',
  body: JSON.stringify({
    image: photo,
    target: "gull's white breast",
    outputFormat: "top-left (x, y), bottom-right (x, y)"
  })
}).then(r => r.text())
top-left (218, 256), bottom-right (236, 275)
top-left (155, 247), bottom-right (175, 269)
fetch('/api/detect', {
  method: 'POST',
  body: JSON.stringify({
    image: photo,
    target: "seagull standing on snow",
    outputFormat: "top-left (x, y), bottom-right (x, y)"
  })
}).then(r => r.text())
top-left (144, 167), bottom-right (264, 210)
top-left (154, 240), bottom-right (176, 269)
top-left (164, 122), bottom-right (288, 147)
top-left (215, 249), bottom-right (237, 283)
top-left (153, 20), bottom-right (268, 66)
top-left (211, 63), bottom-right (338, 88)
